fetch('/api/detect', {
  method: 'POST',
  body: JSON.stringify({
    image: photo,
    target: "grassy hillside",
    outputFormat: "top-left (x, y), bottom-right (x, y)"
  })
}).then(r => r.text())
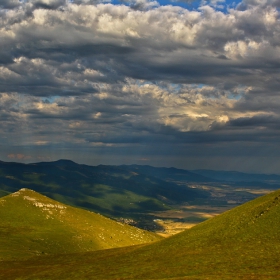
top-left (2, 188), bottom-right (280, 279)
top-left (0, 160), bottom-right (208, 226)
top-left (0, 189), bottom-right (161, 261)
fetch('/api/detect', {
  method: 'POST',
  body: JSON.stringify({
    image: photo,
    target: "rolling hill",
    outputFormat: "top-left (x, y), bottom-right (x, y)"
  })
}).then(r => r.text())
top-left (0, 188), bottom-right (161, 261)
top-left (2, 188), bottom-right (279, 279)
top-left (0, 160), bottom-right (208, 228)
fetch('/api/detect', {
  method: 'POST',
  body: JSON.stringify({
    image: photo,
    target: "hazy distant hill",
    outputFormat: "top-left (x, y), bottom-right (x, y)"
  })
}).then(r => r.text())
top-left (0, 160), bottom-right (208, 224)
top-left (0, 188), bottom-right (161, 261)
top-left (3, 188), bottom-right (279, 279)
top-left (120, 164), bottom-right (214, 182)
top-left (120, 164), bottom-right (280, 186)
top-left (192, 169), bottom-right (280, 184)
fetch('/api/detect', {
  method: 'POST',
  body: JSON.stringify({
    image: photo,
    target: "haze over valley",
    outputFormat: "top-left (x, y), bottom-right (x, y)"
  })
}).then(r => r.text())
top-left (1, 159), bottom-right (279, 235)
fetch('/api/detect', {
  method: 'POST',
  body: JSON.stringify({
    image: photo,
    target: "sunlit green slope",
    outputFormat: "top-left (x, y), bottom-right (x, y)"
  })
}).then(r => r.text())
top-left (0, 188), bottom-right (161, 261)
top-left (2, 189), bottom-right (280, 279)
top-left (0, 160), bottom-right (210, 231)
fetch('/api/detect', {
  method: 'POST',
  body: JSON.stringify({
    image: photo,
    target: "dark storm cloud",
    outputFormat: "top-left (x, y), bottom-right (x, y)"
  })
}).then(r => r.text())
top-left (0, 0), bottom-right (20, 9)
top-left (226, 115), bottom-right (279, 128)
top-left (31, 0), bottom-right (67, 9)
top-left (1, 0), bottom-right (280, 172)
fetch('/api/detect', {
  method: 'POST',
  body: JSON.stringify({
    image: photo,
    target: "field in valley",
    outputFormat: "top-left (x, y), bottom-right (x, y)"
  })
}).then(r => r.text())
top-left (149, 183), bottom-right (276, 236)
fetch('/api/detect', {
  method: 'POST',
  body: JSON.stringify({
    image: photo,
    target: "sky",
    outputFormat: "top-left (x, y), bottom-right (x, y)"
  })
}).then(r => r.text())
top-left (1, 0), bottom-right (280, 173)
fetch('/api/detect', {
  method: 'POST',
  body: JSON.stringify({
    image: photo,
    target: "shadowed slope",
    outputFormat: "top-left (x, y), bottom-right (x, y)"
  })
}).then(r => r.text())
top-left (1, 189), bottom-right (280, 279)
top-left (0, 189), bottom-right (161, 261)
top-left (0, 160), bottom-right (208, 225)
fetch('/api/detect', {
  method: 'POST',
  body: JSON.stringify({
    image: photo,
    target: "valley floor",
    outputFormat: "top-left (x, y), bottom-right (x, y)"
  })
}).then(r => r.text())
top-left (149, 183), bottom-right (275, 236)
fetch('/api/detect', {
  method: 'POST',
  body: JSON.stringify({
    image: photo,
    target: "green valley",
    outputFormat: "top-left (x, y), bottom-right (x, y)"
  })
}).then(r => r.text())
top-left (1, 188), bottom-right (280, 279)
top-left (0, 160), bottom-right (208, 230)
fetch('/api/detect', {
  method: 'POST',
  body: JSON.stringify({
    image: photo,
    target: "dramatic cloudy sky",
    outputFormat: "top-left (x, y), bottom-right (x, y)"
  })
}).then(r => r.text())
top-left (1, 0), bottom-right (280, 173)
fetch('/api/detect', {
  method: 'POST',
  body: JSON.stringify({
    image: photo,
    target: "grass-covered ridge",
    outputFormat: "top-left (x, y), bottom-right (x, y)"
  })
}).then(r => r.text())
top-left (0, 188), bottom-right (161, 261)
top-left (1, 188), bottom-right (280, 279)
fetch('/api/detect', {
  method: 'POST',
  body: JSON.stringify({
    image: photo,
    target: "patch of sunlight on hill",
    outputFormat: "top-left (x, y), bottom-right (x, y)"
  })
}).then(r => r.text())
top-left (0, 188), bottom-right (162, 261)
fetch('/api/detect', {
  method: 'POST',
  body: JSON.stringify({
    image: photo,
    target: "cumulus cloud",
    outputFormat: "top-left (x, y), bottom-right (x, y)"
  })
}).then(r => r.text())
top-left (237, 0), bottom-right (280, 10)
top-left (1, 0), bottom-right (280, 172)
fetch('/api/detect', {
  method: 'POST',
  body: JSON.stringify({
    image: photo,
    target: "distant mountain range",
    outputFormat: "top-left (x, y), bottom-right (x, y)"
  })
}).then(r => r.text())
top-left (1, 186), bottom-right (280, 279)
top-left (192, 169), bottom-right (280, 183)
top-left (1, 160), bottom-right (280, 225)
top-left (120, 164), bottom-right (280, 184)
top-left (0, 160), bottom-right (208, 226)
top-left (119, 164), bottom-right (214, 182)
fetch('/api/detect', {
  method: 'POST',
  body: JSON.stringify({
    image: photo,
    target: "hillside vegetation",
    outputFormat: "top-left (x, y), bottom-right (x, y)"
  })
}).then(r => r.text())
top-left (0, 188), bottom-right (161, 261)
top-left (0, 160), bottom-right (208, 224)
top-left (1, 188), bottom-right (279, 279)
